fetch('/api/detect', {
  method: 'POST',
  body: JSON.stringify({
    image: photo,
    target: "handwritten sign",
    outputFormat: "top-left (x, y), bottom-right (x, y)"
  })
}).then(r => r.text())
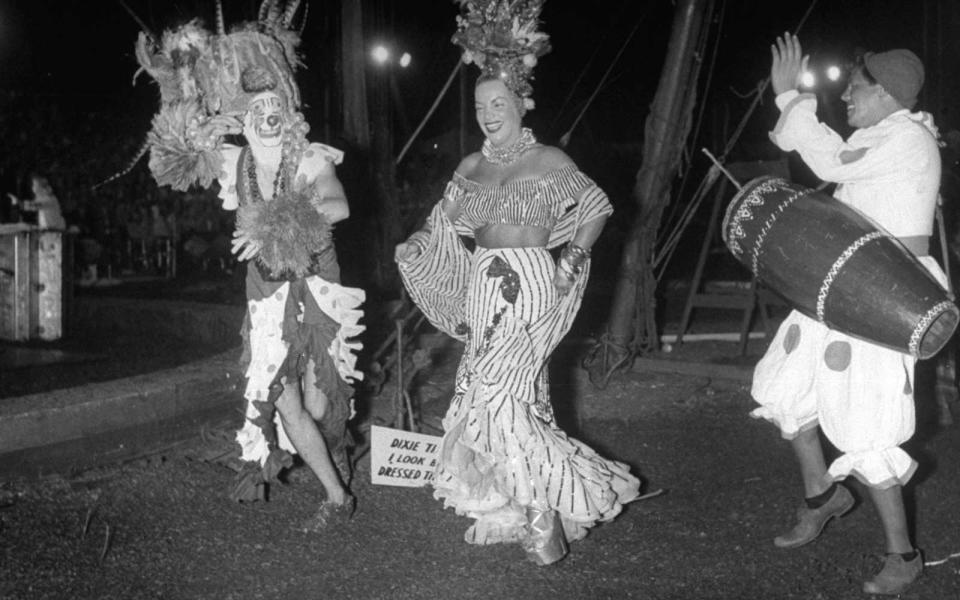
top-left (370, 425), bottom-right (442, 488)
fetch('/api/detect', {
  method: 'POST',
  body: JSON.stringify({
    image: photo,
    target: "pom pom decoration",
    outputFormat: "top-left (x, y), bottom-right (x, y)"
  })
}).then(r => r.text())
top-left (146, 100), bottom-right (225, 191)
top-left (235, 184), bottom-right (334, 279)
top-left (451, 0), bottom-right (551, 103)
top-left (129, 1), bottom-right (309, 192)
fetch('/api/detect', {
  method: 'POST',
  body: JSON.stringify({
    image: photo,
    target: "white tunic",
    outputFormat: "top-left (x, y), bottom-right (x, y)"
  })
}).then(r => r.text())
top-left (770, 90), bottom-right (941, 236)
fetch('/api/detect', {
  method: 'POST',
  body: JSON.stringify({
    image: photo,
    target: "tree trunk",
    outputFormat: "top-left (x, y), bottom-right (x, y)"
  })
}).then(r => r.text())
top-left (589, 0), bottom-right (711, 380)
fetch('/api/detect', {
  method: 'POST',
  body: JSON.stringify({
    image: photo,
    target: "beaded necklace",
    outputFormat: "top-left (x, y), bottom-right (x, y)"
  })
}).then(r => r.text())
top-left (241, 147), bottom-right (288, 203)
top-left (481, 127), bottom-right (537, 166)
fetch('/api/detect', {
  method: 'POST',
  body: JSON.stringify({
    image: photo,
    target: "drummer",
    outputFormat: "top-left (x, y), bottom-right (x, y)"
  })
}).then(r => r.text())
top-left (751, 34), bottom-right (945, 596)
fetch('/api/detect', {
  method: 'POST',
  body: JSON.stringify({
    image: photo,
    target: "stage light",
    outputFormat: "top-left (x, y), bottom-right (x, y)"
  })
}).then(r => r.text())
top-left (399, 52), bottom-right (411, 68)
top-left (371, 45), bottom-right (390, 65)
top-left (826, 65), bottom-right (841, 81)
top-left (800, 71), bottom-right (816, 88)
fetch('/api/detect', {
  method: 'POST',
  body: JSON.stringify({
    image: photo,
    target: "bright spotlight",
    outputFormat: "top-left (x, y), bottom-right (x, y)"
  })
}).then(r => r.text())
top-left (371, 45), bottom-right (390, 65)
top-left (800, 71), bottom-right (816, 88)
top-left (826, 65), bottom-right (841, 81)
top-left (399, 52), bottom-right (412, 68)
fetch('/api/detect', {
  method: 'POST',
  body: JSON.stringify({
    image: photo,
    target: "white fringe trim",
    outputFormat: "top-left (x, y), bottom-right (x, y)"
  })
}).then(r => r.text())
top-left (236, 277), bottom-right (365, 465)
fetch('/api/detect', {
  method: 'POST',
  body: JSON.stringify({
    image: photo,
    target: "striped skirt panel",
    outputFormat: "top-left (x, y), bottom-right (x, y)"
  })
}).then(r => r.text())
top-left (434, 246), bottom-right (640, 546)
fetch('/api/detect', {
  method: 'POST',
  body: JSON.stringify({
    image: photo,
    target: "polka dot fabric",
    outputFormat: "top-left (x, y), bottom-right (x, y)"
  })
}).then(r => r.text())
top-left (751, 310), bottom-right (918, 488)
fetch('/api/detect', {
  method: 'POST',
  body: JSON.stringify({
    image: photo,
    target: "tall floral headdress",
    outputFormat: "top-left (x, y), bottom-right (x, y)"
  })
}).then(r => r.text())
top-left (114, 0), bottom-right (309, 192)
top-left (451, 0), bottom-right (551, 111)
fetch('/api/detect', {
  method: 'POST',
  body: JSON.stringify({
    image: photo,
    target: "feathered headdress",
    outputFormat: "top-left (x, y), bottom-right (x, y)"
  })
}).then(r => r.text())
top-left (135, 1), bottom-right (305, 117)
top-left (111, 0), bottom-right (309, 192)
top-left (451, 0), bottom-right (551, 110)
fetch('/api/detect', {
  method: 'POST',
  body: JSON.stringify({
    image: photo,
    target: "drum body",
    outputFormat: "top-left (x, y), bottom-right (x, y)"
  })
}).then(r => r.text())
top-left (722, 176), bottom-right (957, 359)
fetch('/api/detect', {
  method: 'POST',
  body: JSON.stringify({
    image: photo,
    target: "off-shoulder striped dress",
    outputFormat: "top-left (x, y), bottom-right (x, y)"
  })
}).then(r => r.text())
top-left (397, 166), bottom-right (640, 546)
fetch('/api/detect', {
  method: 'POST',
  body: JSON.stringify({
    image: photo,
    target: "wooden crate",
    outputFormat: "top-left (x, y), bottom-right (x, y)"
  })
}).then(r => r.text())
top-left (0, 226), bottom-right (63, 341)
top-left (0, 226), bottom-right (33, 341)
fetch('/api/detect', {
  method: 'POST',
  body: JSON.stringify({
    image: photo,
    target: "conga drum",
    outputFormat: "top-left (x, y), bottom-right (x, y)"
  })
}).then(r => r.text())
top-left (722, 176), bottom-right (958, 359)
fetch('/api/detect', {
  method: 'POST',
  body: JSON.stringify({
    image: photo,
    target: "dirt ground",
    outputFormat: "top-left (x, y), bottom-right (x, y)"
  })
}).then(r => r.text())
top-left (2, 329), bottom-right (960, 600)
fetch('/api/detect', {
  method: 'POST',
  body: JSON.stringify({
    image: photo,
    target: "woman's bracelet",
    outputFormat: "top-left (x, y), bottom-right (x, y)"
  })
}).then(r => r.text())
top-left (561, 243), bottom-right (591, 268)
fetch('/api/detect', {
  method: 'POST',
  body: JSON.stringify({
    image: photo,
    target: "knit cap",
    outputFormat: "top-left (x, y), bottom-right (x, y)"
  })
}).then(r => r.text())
top-left (863, 49), bottom-right (924, 110)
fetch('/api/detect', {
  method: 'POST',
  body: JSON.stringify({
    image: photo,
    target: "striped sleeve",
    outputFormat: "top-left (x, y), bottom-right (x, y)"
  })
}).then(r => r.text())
top-left (443, 179), bottom-right (476, 238)
top-left (397, 201), bottom-right (472, 341)
top-left (546, 182), bottom-right (613, 249)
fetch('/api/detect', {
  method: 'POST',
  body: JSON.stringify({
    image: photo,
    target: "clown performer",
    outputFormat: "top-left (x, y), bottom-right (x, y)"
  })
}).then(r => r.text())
top-left (395, 0), bottom-right (641, 566)
top-left (752, 34), bottom-right (946, 595)
top-left (132, 1), bottom-right (364, 529)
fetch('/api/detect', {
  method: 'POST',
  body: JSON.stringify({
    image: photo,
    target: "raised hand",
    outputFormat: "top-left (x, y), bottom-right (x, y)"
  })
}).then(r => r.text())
top-left (770, 33), bottom-right (809, 96)
top-left (394, 242), bottom-right (421, 263)
top-left (204, 113), bottom-right (244, 138)
top-left (553, 268), bottom-right (574, 296)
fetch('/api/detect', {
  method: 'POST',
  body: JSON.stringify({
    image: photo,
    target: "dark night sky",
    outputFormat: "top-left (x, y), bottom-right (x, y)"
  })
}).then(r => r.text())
top-left (0, 0), bottom-right (956, 151)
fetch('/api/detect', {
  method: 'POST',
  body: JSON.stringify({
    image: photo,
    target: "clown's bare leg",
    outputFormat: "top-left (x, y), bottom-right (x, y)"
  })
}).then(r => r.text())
top-left (791, 427), bottom-right (829, 497)
top-left (275, 371), bottom-right (352, 522)
top-left (300, 358), bottom-right (352, 485)
top-left (774, 426), bottom-right (854, 548)
top-left (867, 485), bottom-right (912, 553)
top-left (862, 484), bottom-right (921, 594)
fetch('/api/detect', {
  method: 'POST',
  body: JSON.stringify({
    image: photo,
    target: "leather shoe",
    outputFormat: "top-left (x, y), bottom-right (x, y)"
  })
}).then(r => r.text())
top-left (774, 484), bottom-right (854, 548)
top-left (299, 495), bottom-right (356, 532)
top-left (862, 551), bottom-right (922, 595)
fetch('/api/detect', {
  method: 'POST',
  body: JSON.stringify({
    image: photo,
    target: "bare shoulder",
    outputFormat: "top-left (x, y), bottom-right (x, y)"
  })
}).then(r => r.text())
top-left (529, 145), bottom-right (576, 172)
top-left (455, 152), bottom-right (484, 177)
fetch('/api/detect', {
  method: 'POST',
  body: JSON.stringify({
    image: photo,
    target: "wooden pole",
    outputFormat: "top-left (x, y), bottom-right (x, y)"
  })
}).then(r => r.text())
top-left (592, 0), bottom-right (711, 369)
top-left (340, 0), bottom-right (369, 148)
top-left (395, 62), bottom-right (462, 166)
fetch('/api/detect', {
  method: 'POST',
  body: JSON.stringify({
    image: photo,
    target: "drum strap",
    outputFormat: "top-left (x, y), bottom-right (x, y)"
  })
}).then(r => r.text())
top-left (899, 235), bottom-right (930, 257)
top-left (936, 195), bottom-right (953, 295)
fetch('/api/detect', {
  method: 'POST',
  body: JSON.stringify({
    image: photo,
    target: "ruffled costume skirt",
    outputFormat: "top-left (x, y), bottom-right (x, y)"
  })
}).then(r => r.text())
top-left (235, 263), bottom-right (365, 467)
top-left (398, 205), bottom-right (639, 546)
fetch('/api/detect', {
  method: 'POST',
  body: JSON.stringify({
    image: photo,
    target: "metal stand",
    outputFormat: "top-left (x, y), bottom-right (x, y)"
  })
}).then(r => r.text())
top-left (367, 298), bottom-right (428, 433)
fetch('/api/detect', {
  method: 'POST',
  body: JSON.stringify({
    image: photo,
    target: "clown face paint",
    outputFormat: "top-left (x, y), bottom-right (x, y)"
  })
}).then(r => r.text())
top-left (245, 92), bottom-right (284, 148)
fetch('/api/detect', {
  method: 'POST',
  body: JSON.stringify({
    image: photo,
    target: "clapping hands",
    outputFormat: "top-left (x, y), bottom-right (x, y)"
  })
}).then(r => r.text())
top-left (770, 33), bottom-right (810, 96)
top-left (394, 242), bottom-right (421, 263)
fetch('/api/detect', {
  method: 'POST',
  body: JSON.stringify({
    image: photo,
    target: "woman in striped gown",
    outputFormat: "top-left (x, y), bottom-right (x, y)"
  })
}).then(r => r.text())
top-left (395, 76), bottom-right (640, 565)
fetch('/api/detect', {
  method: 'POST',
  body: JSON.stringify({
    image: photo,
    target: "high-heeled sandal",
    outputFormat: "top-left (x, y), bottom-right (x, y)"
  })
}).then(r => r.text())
top-left (521, 507), bottom-right (569, 566)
